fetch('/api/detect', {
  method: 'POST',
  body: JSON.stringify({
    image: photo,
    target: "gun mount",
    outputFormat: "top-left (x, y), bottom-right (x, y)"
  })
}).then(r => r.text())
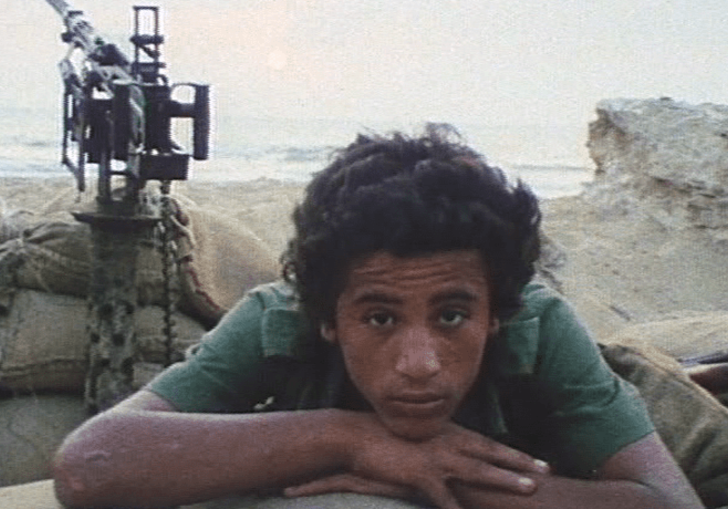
top-left (46, 0), bottom-right (210, 412)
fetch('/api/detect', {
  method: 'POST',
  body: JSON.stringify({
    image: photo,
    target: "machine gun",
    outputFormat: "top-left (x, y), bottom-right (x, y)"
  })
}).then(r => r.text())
top-left (48, 0), bottom-right (209, 199)
top-left (46, 0), bottom-right (210, 412)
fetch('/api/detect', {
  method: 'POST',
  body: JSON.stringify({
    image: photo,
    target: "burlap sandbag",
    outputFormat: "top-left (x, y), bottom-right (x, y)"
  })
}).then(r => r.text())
top-left (181, 493), bottom-right (425, 509)
top-left (0, 289), bottom-right (206, 393)
top-left (602, 342), bottom-right (728, 508)
top-left (0, 394), bottom-right (86, 487)
top-left (0, 480), bottom-right (64, 509)
top-left (0, 195), bottom-right (280, 325)
top-left (173, 197), bottom-right (281, 324)
top-left (0, 483), bottom-right (432, 509)
top-left (0, 220), bottom-right (90, 299)
top-left (0, 206), bottom-right (33, 247)
top-left (603, 312), bottom-right (728, 361)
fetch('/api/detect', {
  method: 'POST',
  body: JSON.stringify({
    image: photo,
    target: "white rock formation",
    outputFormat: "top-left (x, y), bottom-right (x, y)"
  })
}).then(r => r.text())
top-left (586, 98), bottom-right (728, 234)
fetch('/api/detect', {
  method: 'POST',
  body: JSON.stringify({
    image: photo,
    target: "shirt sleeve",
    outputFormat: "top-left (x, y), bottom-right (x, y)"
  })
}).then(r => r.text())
top-left (146, 287), bottom-right (272, 413)
top-left (505, 285), bottom-right (655, 477)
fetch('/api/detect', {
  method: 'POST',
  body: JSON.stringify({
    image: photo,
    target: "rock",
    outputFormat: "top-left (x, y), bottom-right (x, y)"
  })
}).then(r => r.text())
top-left (585, 98), bottom-right (728, 236)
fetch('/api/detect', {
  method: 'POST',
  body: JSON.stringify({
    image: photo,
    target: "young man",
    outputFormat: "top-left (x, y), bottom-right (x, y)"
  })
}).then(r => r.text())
top-left (53, 126), bottom-right (704, 509)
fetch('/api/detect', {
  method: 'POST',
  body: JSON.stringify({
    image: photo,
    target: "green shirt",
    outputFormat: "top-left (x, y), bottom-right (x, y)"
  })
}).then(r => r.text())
top-left (148, 281), bottom-right (654, 478)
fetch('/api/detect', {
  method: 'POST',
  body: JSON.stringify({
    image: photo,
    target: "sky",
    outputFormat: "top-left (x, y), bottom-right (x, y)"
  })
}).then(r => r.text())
top-left (3, 0), bottom-right (728, 131)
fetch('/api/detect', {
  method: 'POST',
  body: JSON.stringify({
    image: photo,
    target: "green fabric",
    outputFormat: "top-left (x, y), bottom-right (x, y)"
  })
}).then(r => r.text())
top-left (148, 281), bottom-right (654, 478)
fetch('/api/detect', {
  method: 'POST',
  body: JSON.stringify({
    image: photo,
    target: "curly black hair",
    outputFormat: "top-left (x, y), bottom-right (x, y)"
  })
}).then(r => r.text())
top-left (282, 124), bottom-right (541, 328)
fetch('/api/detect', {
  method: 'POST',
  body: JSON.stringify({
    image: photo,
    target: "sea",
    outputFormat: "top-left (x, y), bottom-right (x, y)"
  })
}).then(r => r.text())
top-left (0, 106), bottom-right (594, 199)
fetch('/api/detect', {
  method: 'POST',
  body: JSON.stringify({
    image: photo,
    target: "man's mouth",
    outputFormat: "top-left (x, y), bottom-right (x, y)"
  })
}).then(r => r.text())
top-left (386, 393), bottom-right (449, 417)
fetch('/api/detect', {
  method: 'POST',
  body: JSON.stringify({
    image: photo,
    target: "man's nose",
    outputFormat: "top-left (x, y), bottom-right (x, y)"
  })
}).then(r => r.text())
top-left (394, 326), bottom-right (442, 380)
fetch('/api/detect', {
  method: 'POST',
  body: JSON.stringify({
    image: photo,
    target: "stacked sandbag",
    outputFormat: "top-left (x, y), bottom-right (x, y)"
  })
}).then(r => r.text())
top-left (0, 192), bottom-right (282, 393)
top-left (602, 312), bottom-right (728, 362)
top-left (0, 290), bottom-right (208, 394)
top-left (602, 318), bottom-right (728, 509)
top-left (0, 195), bottom-right (280, 326)
top-left (173, 196), bottom-right (282, 324)
top-left (0, 193), bottom-right (281, 486)
top-left (0, 395), bottom-right (86, 487)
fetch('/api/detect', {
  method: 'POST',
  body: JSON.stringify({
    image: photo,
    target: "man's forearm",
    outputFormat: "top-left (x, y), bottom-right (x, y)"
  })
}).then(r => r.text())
top-left (53, 408), bottom-right (351, 508)
top-left (453, 473), bottom-right (699, 509)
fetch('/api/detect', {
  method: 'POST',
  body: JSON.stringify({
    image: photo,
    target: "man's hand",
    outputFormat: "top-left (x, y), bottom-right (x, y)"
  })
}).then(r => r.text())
top-left (287, 413), bottom-right (549, 509)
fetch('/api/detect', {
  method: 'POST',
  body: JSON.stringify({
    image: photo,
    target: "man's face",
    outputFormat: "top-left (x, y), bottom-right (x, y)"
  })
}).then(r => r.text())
top-left (322, 250), bottom-right (497, 441)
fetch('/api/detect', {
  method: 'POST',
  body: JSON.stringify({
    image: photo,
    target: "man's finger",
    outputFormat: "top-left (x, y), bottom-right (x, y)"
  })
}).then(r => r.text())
top-left (443, 454), bottom-right (538, 495)
top-left (458, 434), bottom-right (550, 475)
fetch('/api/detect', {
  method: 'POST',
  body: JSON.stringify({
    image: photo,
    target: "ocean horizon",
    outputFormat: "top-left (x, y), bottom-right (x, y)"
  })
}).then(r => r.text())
top-left (1, 106), bottom-right (594, 199)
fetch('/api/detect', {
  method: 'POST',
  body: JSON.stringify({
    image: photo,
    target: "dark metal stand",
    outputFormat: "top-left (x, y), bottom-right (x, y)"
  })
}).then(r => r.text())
top-left (75, 207), bottom-right (157, 413)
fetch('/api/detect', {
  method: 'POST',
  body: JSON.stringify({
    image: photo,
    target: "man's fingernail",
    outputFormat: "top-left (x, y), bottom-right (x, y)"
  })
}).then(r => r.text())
top-left (518, 477), bottom-right (535, 491)
top-left (534, 459), bottom-right (549, 472)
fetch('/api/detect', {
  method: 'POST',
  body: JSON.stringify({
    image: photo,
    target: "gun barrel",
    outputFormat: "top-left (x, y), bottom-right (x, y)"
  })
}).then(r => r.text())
top-left (46, 0), bottom-right (119, 61)
top-left (45, 0), bottom-right (72, 17)
top-left (45, 0), bottom-right (209, 193)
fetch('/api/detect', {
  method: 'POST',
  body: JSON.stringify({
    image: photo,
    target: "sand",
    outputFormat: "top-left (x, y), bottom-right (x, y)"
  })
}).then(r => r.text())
top-left (3, 174), bottom-right (727, 341)
top-left (541, 194), bottom-right (728, 341)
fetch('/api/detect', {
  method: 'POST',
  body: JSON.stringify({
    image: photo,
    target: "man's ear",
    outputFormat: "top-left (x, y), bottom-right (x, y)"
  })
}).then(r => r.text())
top-left (320, 323), bottom-right (337, 344)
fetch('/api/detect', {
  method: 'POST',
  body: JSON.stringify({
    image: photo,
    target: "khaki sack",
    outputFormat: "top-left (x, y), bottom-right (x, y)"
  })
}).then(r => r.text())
top-left (0, 206), bottom-right (33, 247)
top-left (0, 289), bottom-right (206, 393)
top-left (604, 312), bottom-right (728, 361)
top-left (2, 220), bottom-right (92, 299)
top-left (0, 194), bottom-right (280, 325)
top-left (602, 342), bottom-right (728, 508)
top-left (0, 394), bottom-right (86, 487)
top-left (174, 198), bottom-right (281, 323)
top-left (181, 493), bottom-right (427, 509)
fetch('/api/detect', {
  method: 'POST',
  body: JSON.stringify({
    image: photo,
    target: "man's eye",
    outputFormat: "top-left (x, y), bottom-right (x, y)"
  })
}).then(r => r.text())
top-left (368, 312), bottom-right (395, 327)
top-left (439, 309), bottom-right (467, 327)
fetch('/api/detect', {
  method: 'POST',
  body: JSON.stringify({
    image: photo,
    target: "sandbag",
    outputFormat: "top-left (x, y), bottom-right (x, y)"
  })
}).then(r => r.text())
top-left (0, 194), bottom-right (280, 325)
top-left (0, 289), bottom-right (206, 393)
top-left (603, 312), bottom-right (728, 361)
top-left (181, 493), bottom-right (425, 509)
top-left (0, 480), bottom-right (64, 509)
top-left (603, 342), bottom-right (728, 508)
top-left (0, 395), bottom-right (86, 487)
top-left (175, 197), bottom-right (281, 323)
top-left (0, 206), bottom-right (33, 247)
